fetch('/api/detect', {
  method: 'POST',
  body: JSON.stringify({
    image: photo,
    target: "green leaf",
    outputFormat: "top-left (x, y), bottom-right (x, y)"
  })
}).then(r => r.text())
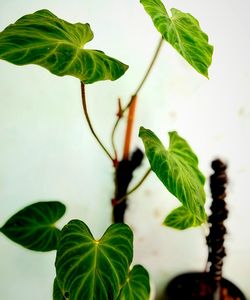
top-left (140, 0), bottom-right (213, 77)
top-left (117, 265), bottom-right (150, 300)
top-left (0, 9), bottom-right (128, 83)
top-left (53, 278), bottom-right (67, 300)
top-left (55, 220), bottom-right (134, 300)
top-left (164, 206), bottom-right (204, 230)
top-left (139, 127), bottom-right (206, 227)
top-left (0, 201), bottom-right (66, 251)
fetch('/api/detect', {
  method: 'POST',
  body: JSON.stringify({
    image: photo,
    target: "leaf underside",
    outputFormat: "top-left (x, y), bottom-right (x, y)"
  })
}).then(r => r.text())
top-left (140, 0), bottom-right (213, 77)
top-left (55, 220), bottom-right (150, 300)
top-left (0, 9), bottom-right (128, 83)
top-left (139, 127), bottom-right (206, 229)
top-left (0, 201), bottom-right (66, 251)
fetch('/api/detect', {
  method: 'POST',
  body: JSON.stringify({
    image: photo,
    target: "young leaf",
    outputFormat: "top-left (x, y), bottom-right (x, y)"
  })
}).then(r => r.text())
top-left (164, 206), bottom-right (205, 230)
top-left (0, 9), bottom-right (128, 83)
top-left (140, 0), bottom-right (213, 77)
top-left (0, 201), bottom-right (66, 251)
top-left (117, 265), bottom-right (150, 300)
top-left (139, 127), bottom-right (206, 226)
top-left (55, 220), bottom-right (134, 300)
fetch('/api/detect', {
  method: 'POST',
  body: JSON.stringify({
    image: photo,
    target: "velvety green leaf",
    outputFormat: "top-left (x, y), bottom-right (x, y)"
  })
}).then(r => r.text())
top-left (140, 0), bottom-right (213, 77)
top-left (55, 220), bottom-right (133, 300)
top-left (0, 201), bottom-right (66, 251)
top-left (117, 265), bottom-right (150, 300)
top-left (53, 278), bottom-right (67, 300)
top-left (0, 9), bottom-right (128, 83)
top-left (139, 127), bottom-right (206, 226)
top-left (164, 206), bottom-right (204, 230)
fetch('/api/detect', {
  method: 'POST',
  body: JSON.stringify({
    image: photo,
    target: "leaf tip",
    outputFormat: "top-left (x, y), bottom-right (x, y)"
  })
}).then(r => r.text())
top-left (138, 126), bottom-right (146, 137)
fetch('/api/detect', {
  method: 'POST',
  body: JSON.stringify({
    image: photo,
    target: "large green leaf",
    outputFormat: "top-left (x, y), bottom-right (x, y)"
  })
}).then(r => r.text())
top-left (0, 201), bottom-right (66, 251)
top-left (55, 220), bottom-right (134, 300)
top-left (117, 265), bottom-right (150, 300)
top-left (163, 206), bottom-right (204, 230)
top-left (0, 9), bottom-right (128, 83)
top-left (140, 0), bottom-right (213, 77)
top-left (139, 127), bottom-right (206, 227)
top-left (53, 278), bottom-right (67, 300)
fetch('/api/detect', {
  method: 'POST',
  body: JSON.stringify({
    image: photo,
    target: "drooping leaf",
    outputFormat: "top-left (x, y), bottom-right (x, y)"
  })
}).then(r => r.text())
top-left (55, 220), bottom-right (134, 300)
top-left (140, 0), bottom-right (213, 77)
top-left (0, 9), bottom-right (128, 83)
top-left (139, 127), bottom-right (206, 227)
top-left (0, 201), bottom-right (66, 251)
top-left (53, 278), bottom-right (67, 300)
top-left (164, 206), bottom-right (205, 230)
top-left (117, 265), bottom-right (150, 300)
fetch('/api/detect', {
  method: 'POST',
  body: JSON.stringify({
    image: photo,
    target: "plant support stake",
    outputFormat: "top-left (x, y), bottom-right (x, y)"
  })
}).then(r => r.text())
top-left (207, 159), bottom-right (228, 300)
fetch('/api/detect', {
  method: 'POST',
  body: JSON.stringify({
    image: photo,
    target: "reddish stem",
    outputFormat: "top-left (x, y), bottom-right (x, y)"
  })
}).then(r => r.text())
top-left (122, 95), bottom-right (138, 160)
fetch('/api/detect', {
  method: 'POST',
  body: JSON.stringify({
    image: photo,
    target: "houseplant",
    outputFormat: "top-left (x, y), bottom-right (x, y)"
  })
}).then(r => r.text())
top-left (165, 159), bottom-right (246, 299)
top-left (0, 0), bottom-right (247, 299)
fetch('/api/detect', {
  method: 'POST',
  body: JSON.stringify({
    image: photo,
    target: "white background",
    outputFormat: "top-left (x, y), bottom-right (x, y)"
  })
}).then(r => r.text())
top-left (0, 0), bottom-right (249, 299)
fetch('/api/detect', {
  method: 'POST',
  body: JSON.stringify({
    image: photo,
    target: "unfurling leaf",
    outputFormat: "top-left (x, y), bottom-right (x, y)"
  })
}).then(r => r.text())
top-left (0, 201), bottom-right (65, 251)
top-left (140, 0), bottom-right (213, 77)
top-left (139, 127), bottom-right (206, 229)
top-left (0, 10), bottom-right (128, 83)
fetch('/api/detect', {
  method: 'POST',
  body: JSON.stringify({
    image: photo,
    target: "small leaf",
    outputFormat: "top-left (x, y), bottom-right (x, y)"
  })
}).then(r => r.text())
top-left (164, 206), bottom-right (205, 230)
top-left (1, 201), bottom-right (66, 251)
top-left (117, 265), bottom-right (150, 300)
top-left (0, 9), bottom-right (128, 83)
top-left (139, 127), bottom-right (206, 226)
top-left (55, 220), bottom-right (133, 300)
top-left (53, 278), bottom-right (67, 300)
top-left (140, 0), bottom-right (213, 77)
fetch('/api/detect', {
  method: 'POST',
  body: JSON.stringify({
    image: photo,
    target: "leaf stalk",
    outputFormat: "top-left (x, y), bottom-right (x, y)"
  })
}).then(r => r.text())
top-left (81, 82), bottom-right (114, 161)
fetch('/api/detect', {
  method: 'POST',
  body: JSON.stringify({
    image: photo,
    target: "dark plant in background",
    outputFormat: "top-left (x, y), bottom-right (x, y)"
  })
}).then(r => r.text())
top-left (165, 160), bottom-right (246, 300)
top-left (207, 160), bottom-right (229, 299)
top-left (0, 1), bottom-right (216, 299)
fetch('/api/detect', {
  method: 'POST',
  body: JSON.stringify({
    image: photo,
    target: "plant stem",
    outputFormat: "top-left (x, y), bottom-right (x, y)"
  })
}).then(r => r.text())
top-left (112, 38), bottom-right (163, 223)
top-left (80, 82), bottom-right (114, 162)
top-left (206, 159), bottom-right (228, 299)
top-left (116, 168), bottom-right (151, 204)
top-left (112, 148), bottom-right (144, 223)
top-left (111, 98), bottom-right (122, 164)
top-left (122, 95), bottom-right (137, 160)
top-left (134, 37), bottom-right (164, 96)
top-left (110, 37), bottom-right (164, 154)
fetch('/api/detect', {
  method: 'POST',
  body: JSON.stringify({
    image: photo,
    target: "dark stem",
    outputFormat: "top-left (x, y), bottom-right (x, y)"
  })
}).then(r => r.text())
top-left (80, 82), bottom-right (114, 162)
top-left (206, 159), bottom-right (228, 299)
top-left (116, 168), bottom-right (151, 204)
top-left (111, 38), bottom-right (163, 222)
top-left (112, 149), bottom-right (144, 223)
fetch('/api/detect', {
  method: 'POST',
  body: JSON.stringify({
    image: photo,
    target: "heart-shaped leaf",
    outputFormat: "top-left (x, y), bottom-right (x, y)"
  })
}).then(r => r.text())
top-left (117, 265), bottom-right (150, 300)
top-left (140, 0), bottom-right (213, 77)
top-left (0, 9), bottom-right (128, 83)
top-left (0, 201), bottom-right (66, 251)
top-left (55, 220), bottom-right (134, 300)
top-left (163, 206), bottom-right (204, 230)
top-left (139, 127), bottom-right (206, 227)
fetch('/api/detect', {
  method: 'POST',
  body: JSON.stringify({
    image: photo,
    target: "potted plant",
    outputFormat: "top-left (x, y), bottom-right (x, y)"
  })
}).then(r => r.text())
top-left (165, 159), bottom-right (246, 300)
top-left (0, 0), bottom-right (247, 299)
